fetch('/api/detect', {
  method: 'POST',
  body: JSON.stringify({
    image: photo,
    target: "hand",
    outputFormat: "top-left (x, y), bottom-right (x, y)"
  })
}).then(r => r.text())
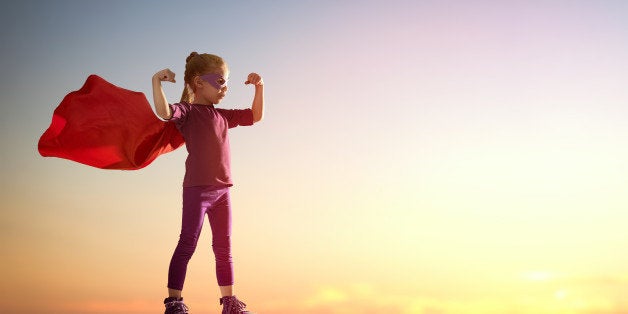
top-left (245, 72), bottom-right (263, 86)
top-left (154, 68), bottom-right (176, 83)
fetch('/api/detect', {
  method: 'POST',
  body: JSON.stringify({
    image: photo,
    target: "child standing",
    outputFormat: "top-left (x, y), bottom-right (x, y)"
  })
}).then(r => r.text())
top-left (152, 52), bottom-right (263, 314)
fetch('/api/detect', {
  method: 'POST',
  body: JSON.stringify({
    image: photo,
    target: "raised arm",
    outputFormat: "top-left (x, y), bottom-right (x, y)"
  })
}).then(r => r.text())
top-left (152, 69), bottom-right (176, 120)
top-left (245, 72), bottom-right (264, 123)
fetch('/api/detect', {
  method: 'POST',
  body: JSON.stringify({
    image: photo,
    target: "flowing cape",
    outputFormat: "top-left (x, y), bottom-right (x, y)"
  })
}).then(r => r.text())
top-left (38, 75), bottom-right (185, 169)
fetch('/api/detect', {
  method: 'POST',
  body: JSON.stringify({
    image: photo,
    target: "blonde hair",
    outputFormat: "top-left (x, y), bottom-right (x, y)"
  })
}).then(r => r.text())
top-left (180, 52), bottom-right (227, 103)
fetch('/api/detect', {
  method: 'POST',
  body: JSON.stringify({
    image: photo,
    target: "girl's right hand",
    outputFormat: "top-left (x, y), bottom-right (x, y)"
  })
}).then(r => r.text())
top-left (154, 69), bottom-right (176, 83)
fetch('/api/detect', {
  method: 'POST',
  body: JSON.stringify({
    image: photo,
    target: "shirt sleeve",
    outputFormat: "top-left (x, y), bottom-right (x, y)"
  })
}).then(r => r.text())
top-left (217, 108), bottom-right (255, 128)
top-left (168, 102), bottom-right (190, 125)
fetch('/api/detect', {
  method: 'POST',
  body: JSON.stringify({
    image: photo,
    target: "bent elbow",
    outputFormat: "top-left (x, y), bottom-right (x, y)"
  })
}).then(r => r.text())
top-left (253, 112), bottom-right (264, 124)
top-left (252, 108), bottom-right (264, 123)
top-left (157, 110), bottom-right (172, 120)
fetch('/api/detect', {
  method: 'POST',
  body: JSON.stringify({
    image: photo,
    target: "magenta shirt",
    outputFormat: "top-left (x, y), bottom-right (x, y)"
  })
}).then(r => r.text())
top-left (168, 102), bottom-right (254, 187)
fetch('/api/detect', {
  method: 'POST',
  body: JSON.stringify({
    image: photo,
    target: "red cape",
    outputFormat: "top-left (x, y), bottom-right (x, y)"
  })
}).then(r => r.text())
top-left (38, 75), bottom-right (185, 170)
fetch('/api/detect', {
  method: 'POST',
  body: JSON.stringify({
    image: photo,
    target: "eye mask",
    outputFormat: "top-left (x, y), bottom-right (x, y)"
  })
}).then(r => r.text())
top-left (200, 73), bottom-right (228, 90)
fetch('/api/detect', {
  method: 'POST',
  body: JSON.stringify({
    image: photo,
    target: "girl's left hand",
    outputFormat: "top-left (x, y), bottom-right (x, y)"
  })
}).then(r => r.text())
top-left (245, 73), bottom-right (264, 86)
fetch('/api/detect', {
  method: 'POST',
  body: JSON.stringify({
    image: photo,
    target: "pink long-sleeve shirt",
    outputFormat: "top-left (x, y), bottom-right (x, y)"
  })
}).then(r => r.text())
top-left (168, 102), bottom-right (254, 187)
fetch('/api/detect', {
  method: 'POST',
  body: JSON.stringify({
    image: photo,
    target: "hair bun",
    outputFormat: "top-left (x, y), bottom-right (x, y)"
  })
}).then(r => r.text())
top-left (186, 52), bottom-right (200, 63)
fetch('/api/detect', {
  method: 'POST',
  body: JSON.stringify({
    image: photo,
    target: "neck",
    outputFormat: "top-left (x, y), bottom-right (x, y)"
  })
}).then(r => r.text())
top-left (189, 95), bottom-right (213, 106)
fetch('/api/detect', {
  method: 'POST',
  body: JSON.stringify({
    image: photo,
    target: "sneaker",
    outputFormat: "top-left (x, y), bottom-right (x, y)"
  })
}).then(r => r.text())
top-left (220, 295), bottom-right (252, 314)
top-left (164, 297), bottom-right (189, 314)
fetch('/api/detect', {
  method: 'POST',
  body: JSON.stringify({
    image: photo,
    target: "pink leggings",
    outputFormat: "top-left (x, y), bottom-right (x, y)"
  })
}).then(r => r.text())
top-left (168, 186), bottom-right (233, 290)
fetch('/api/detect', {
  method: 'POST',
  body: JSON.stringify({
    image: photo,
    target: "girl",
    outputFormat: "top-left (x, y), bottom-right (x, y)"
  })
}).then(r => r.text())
top-left (153, 52), bottom-right (263, 314)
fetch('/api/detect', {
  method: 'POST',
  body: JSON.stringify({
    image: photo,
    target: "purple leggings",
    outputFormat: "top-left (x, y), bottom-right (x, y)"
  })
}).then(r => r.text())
top-left (168, 186), bottom-right (233, 290)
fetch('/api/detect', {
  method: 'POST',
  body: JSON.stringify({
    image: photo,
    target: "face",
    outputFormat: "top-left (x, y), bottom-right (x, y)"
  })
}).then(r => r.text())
top-left (193, 66), bottom-right (229, 105)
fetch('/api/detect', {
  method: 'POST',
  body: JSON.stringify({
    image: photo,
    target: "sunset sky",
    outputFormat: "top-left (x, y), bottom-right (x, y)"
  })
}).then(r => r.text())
top-left (2, 1), bottom-right (628, 313)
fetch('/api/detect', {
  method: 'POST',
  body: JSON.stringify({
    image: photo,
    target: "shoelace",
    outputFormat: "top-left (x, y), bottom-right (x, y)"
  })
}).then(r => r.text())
top-left (165, 300), bottom-right (189, 314)
top-left (221, 296), bottom-right (247, 313)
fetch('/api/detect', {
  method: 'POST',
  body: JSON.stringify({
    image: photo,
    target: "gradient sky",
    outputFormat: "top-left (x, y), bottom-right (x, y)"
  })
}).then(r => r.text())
top-left (2, 1), bottom-right (628, 313)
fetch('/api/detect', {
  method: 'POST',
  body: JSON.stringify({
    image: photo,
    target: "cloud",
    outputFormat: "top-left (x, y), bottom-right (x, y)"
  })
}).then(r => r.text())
top-left (257, 280), bottom-right (628, 314)
top-left (54, 299), bottom-right (155, 314)
top-left (40, 276), bottom-right (628, 314)
top-left (258, 283), bottom-right (504, 314)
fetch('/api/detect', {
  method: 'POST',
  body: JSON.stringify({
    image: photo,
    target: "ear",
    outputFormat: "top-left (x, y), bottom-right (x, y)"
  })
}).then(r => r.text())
top-left (192, 76), bottom-right (204, 89)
